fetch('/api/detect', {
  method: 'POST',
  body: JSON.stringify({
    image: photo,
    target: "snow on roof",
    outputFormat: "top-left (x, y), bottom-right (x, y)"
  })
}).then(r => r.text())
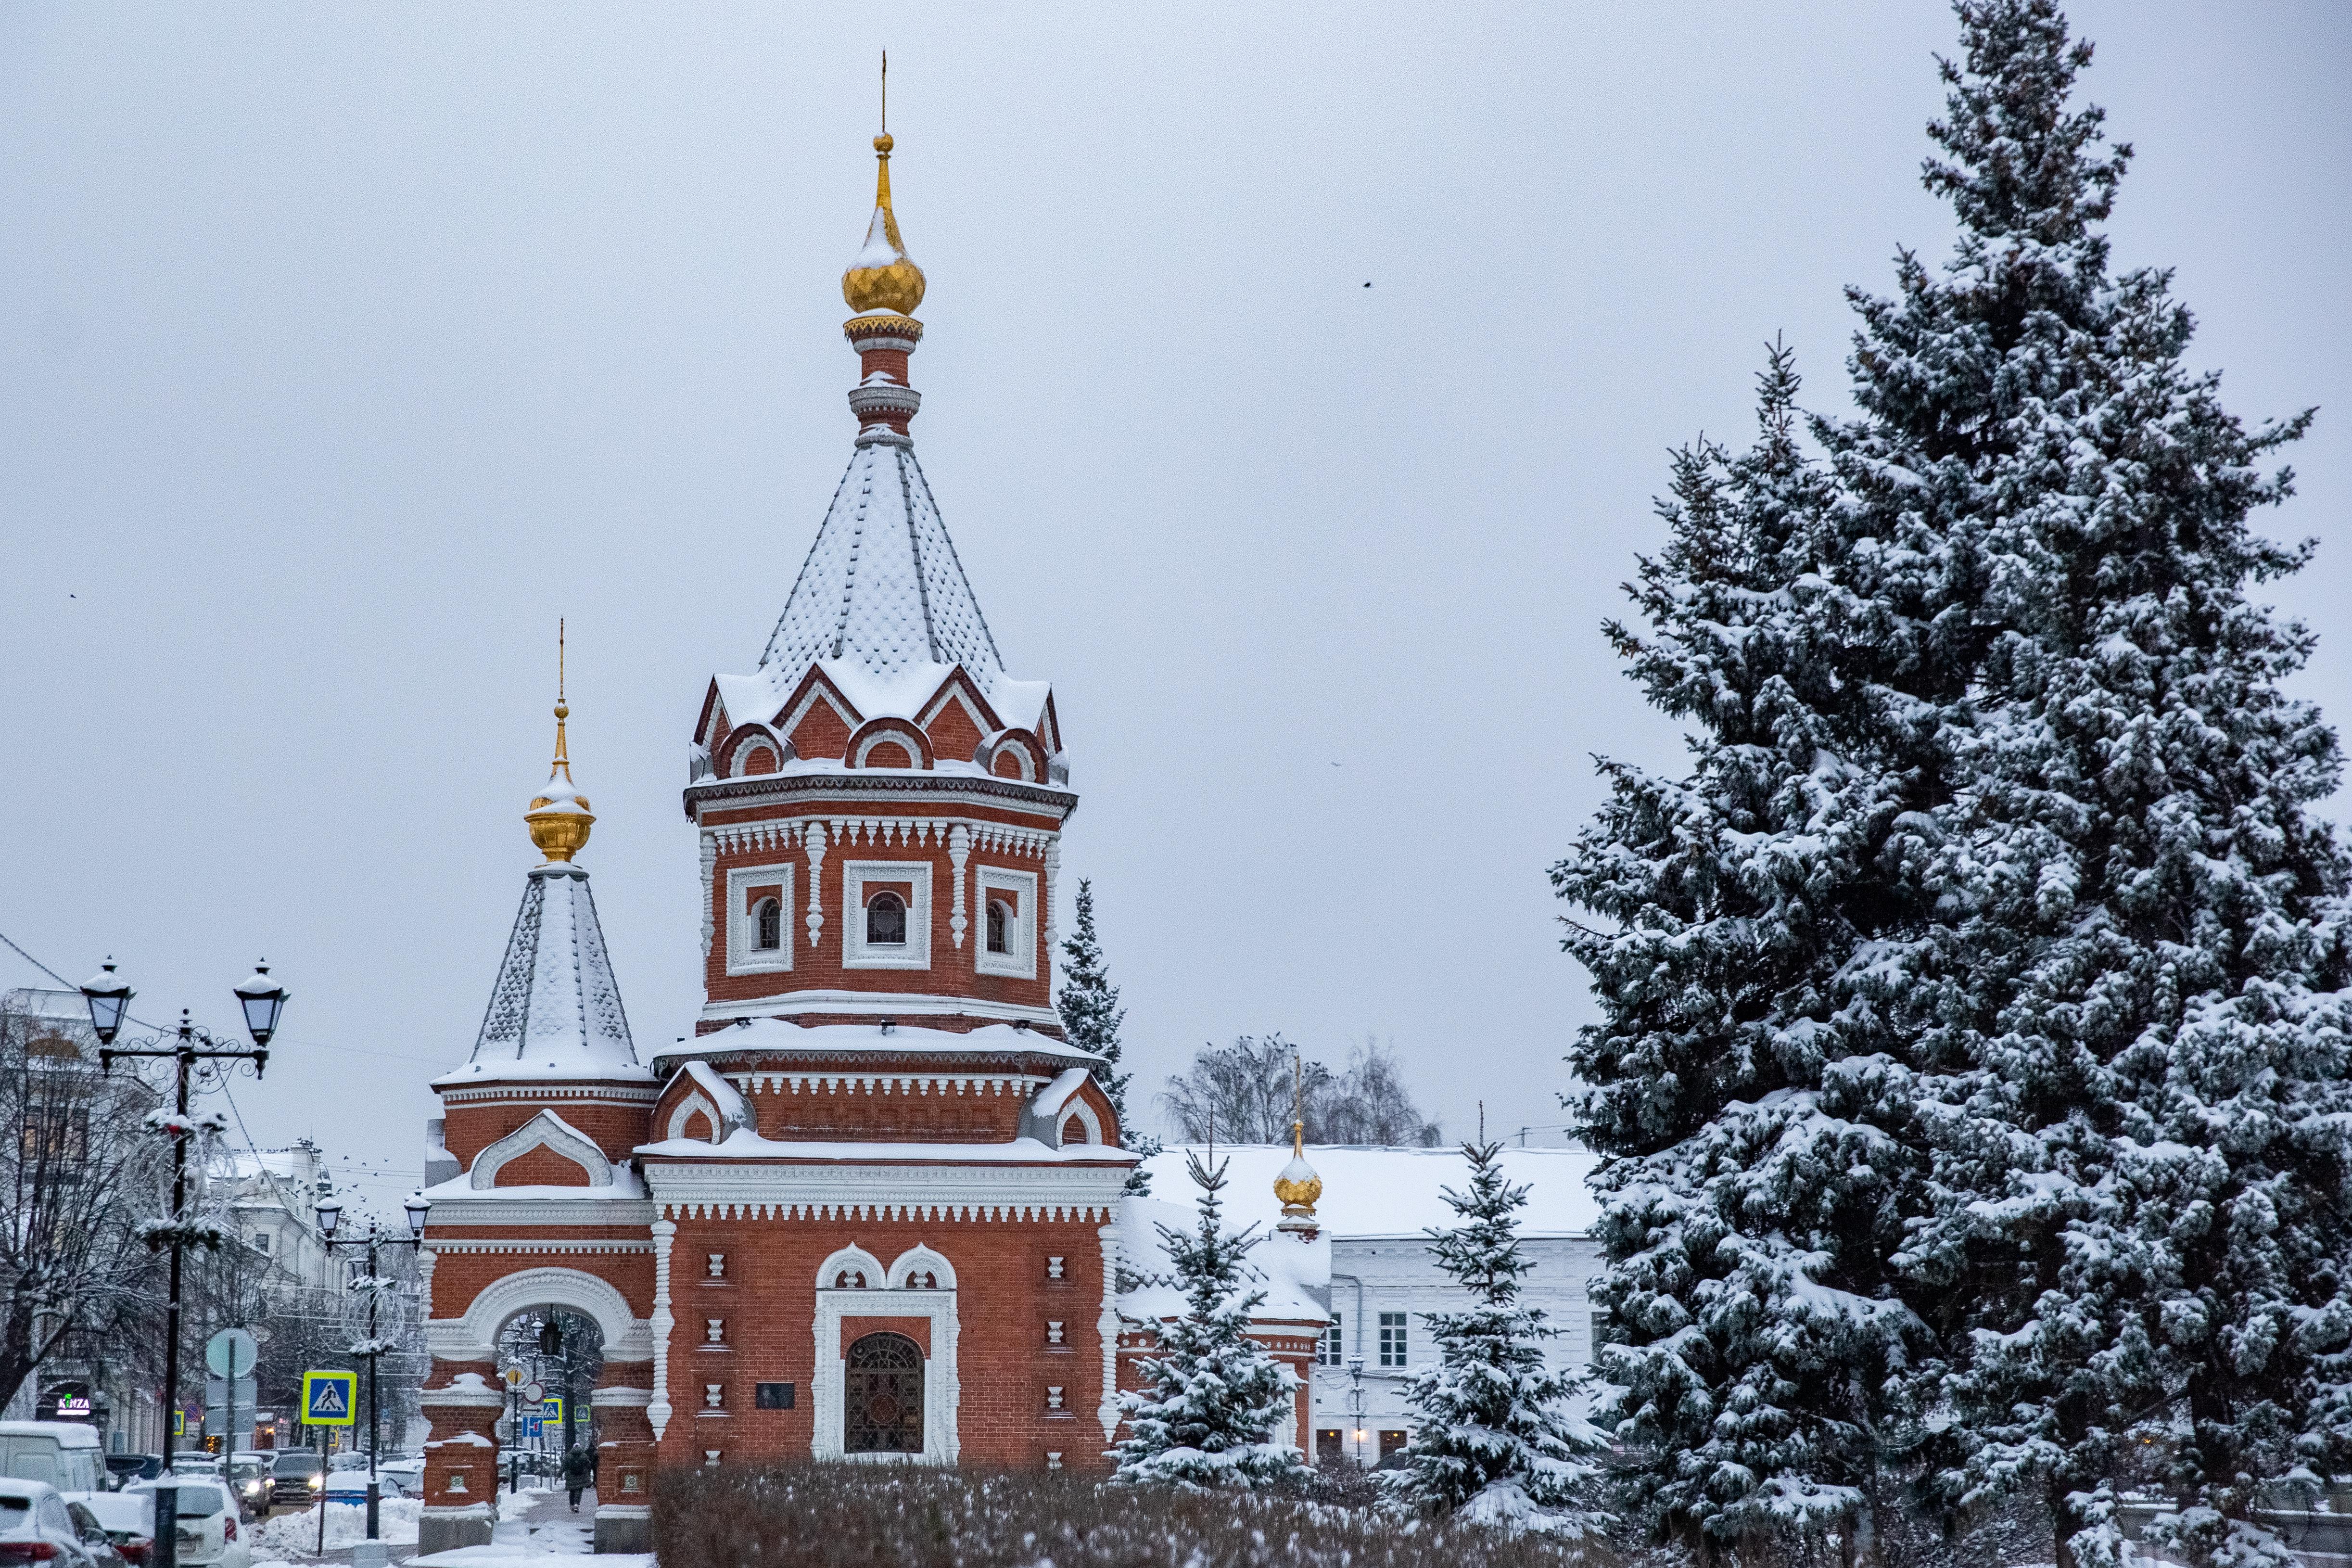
top-left (421, 1160), bottom-right (647, 1203)
top-left (650, 1019), bottom-right (1100, 1070)
top-left (1140, 1144), bottom-right (1602, 1239)
top-left (636, 1129), bottom-right (1136, 1166)
top-left (439, 862), bottom-right (648, 1089)
top-left (755, 439), bottom-right (1007, 700)
top-left (1028, 1067), bottom-right (1092, 1121)
top-left (1115, 1193), bottom-right (1329, 1326)
top-left (0, 989), bottom-right (93, 1027)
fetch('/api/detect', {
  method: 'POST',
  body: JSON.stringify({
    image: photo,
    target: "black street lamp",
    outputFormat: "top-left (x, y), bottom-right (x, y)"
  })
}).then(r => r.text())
top-left (315, 1189), bottom-right (430, 1546)
top-left (81, 959), bottom-right (286, 1568)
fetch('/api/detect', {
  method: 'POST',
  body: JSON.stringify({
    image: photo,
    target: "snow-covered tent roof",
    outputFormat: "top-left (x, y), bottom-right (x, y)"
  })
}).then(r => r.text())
top-left (1140, 1145), bottom-right (1602, 1239)
top-left (758, 437), bottom-right (1005, 699)
top-left (436, 861), bottom-right (650, 1088)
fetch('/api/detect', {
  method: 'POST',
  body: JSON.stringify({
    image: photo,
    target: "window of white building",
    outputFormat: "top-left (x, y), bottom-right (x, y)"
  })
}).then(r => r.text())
top-left (1319, 1313), bottom-right (1344, 1365)
top-left (1378, 1312), bottom-right (1408, 1367)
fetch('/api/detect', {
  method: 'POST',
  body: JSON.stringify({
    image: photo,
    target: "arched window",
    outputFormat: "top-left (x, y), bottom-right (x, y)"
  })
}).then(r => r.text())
top-left (985, 897), bottom-right (1012, 956)
top-left (866, 892), bottom-right (907, 946)
top-left (844, 1332), bottom-right (924, 1454)
top-left (832, 1267), bottom-right (868, 1289)
top-left (1062, 1116), bottom-right (1088, 1147)
top-left (754, 898), bottom-right (781, 953)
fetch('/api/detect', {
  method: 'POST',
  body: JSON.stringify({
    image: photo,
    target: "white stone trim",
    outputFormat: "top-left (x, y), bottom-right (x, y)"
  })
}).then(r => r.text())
top-left (812, 1286), bottom-right (959, 1465)
top-left (1097, 1223), bottom-right (1122, 1440)
top-left (724, 864), bottom-right (795, 976)
top-left (666, 1093), bottom-right (724, 1143)
top-left (888, 1244), bottom-right (957, 1290)
top-left (974, 866), bottom-right (1038, 980)
top-left (729, 734), bottom-right (783, 778)
top-left (415, 1198), bottom-right (657, 1228)
top-left (469, 1110), bottom-right (613, 1191)
top-left (947, 825), bottom-right (971, 950)
top-left (696, 991), bottom-right (1058, 1028)
top-left (589, 1387), bottom-right (653, 1408)
top-left (816, 1244), bottom-right (885, 1290)
top-left (432, 1265), bottom-right (652, 1366)
top-left (644, 1160), bottom-right (1130, 1219)
top-left (438, 1084), bottom-right (659, 1106)
top-left (804, 823), bottom-right (828, 949)
top-left (648, 1219), bottom-right (675, 1440)
top-left (730, 1070), bottom-right (1050, 1099)
top-left (842, 860), bottom-right (934, 970)
top-left (423, 1239), bottom-right (654, 1256)
top-left (699, 832), bottom-right (718, 961)
top-left (852, 727), bottom-right (928, 769)
top-left (1053, 1098), bottom-right (1105, 1147)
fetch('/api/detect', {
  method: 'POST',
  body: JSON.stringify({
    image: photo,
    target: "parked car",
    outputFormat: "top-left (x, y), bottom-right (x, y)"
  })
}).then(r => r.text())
top-left (122, 1481), bottom-right (249, 1568)
top-left (0, 1478), bottom-right (118, 1568)
top-left (266, 1452), bottom-right (323, 1511)
top-left (376, 1458), bottom-right (425, 1499)
top-left (0, 1424), bottom-right (108, 1495)
top-left (102, 1456), bottom-right (161, 1491)
top-left (64, 1492), bottom-right (155, 1566)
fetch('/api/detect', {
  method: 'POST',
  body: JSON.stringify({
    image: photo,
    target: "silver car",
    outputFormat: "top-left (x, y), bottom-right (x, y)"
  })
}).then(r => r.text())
top-left (0, 1478), bottom-right (115, 1568)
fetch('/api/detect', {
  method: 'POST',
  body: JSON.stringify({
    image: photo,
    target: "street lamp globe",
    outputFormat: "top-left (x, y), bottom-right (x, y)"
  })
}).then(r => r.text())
top-left (232, 963), bottom-right (290, 1047)
top-left (79, 961), bottom-right (134, 1045)
top-left (404, 1192), bottom-right (432, 1239)
top-left (315, 1195), bottom-right (344, 1238)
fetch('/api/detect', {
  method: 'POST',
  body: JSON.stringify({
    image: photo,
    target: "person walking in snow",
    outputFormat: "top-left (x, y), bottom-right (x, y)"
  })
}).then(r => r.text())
top-left (561, 1442), bottom-right (591, 1513)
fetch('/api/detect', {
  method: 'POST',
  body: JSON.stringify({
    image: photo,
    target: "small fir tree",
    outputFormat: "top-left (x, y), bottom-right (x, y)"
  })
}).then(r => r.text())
top-left (1112, 1151), bottom-right (1307, 1489)
top-left (1394, 1137), bottom-right (1602, 1534)
top-left (1059, 879), bottom-right (1156, 1192)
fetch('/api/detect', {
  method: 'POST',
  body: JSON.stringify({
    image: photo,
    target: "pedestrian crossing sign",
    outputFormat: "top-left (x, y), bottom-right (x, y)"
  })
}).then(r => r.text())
top-left (540, 1397), bottom-right (562, 1424)
top-left (302, 1370), bottom-right (358, 1426)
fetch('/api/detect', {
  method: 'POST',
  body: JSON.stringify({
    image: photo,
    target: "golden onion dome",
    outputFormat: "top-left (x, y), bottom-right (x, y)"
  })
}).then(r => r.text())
top-left (524, 631), bottom-right (595, 863)
top-left (841, 132), bottom-right (926, 319)
top-left (1274, 1119), bottom-right (1322, 1217)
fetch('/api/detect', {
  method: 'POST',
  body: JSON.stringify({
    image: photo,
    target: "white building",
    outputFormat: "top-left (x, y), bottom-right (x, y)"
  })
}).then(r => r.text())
top-left (207, 1139), bottom-right (344, 1294)
top-left (1138, 1143), bottom-right (1602, 1466)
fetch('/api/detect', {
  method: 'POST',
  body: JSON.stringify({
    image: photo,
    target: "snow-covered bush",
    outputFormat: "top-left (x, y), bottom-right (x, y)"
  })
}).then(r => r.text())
top-left (651, 1463), bottom-right (1627, 1568)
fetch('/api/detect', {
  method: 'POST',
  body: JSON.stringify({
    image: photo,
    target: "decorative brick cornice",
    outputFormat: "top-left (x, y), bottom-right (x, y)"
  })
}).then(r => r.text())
top-left (685, 772), bottom-right (1074, 822)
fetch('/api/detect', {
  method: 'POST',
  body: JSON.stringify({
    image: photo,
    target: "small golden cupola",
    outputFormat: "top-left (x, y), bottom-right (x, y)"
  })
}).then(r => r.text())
top-left (841, 56), bottom-right (925, 320)
top-left (524, 623), bottom-right (595, 864)
top-left (1274, 1051), bottom-right (1322, 1233)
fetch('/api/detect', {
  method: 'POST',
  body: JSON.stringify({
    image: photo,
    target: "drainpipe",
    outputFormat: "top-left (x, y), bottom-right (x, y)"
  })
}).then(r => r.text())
top-left (1328, 1273), bottom-right (1368, 1463)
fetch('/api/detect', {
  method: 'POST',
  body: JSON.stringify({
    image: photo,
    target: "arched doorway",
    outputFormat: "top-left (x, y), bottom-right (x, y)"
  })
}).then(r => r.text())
top-left (842, 1333), bottom-right (923, 1454)
top-left (493, 1308), bottom-right (606, 1474)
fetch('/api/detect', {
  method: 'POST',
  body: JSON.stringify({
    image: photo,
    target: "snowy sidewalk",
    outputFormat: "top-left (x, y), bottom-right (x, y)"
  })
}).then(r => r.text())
top-left (405, 1486), bottom-right (650, 1568)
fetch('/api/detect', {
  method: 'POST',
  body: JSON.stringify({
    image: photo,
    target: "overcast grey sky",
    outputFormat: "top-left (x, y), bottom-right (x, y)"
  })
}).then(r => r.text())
top-left (2, 3), bottom-right (2347, 1207)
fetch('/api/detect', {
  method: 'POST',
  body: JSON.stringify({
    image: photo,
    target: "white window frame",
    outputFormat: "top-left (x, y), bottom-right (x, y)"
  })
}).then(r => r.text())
top-left (1318, 1312), bottom-right (1343, 1366)
top-left (725, 864), bottom-right (796, 976)
top-left (843, 860), bottom-right (934, 970)
top-left (973, 866), bottom-right (1037, 979)
top-left (1378, 1311), bottom-right (1409, 1368)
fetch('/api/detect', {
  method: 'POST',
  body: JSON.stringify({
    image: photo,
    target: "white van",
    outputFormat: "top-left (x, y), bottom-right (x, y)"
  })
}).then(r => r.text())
top-left (0, 1423), bottom-right (107, 1494)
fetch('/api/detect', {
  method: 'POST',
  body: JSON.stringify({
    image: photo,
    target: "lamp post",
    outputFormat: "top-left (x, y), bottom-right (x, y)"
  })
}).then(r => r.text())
top-left (81, 960), bottom-right (287, 1568)
top-left (313, 1189), bottom-right (431, 1546)
top-left (1345, 1355), bottom-right (1367, 1467)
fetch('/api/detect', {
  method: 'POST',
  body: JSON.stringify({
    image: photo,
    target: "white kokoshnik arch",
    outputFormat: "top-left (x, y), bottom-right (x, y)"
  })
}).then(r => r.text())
top-left (428, 1264), bottom-right (653, 1365)
top-left (815, 1244), bottom-right (886, 1290)
top-left (888, 1244), bottom-right (956, 1290)
top-left (468, 1110), bottom-right (613, 1190)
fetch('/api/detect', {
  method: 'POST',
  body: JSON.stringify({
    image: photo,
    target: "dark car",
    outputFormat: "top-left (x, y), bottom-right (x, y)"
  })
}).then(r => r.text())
top-left (266, 1452), bottom-right (323, 1510)
top-left (102, 1456), bottom-right (162, 1490)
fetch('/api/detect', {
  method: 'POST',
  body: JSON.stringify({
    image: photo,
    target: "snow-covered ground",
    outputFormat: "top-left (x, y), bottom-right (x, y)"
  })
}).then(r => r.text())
top-left (252, 1497), bottom-right (424, 1555)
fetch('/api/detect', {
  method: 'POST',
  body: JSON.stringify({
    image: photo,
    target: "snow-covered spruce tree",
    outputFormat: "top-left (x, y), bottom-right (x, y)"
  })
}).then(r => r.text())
top-left (1112, 1151), bottom-right (1307, 1488)
top-left (1392, 1138), bottom-right (1601, 1533)
top-left (1553, 336), bottom-right (1949, 1555)
top-left (1838, 7), bottom-right (2352, 1565)
top-left (1557, 4), bottom-right (2352, 1565)
top-left (1059, 878), bottom-right (1156, 1192)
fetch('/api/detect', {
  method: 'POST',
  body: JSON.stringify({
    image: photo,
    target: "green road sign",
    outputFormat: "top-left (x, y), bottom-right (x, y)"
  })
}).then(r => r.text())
top-left (301, 1371), bottom-right (358, 1426)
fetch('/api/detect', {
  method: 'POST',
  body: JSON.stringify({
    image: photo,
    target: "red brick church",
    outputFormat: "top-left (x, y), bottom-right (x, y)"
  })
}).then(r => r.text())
top-left (413, 129), bottom-right (1325, 1555)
